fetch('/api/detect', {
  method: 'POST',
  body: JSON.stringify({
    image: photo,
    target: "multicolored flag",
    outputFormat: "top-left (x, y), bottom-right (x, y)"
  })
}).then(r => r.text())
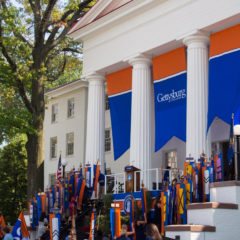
top-left (12, 212), bottom-right (29, 240)
top-left (57, 154), bottom-right (62, 184)
top-left (49, 213), bottom-right (61, 240)
top-left (110, 208), bottom-right (121, 239)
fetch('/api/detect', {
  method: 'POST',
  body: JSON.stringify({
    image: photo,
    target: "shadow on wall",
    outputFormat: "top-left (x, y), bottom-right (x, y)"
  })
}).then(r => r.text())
top-left (152, 136), bottom-right (186, 171)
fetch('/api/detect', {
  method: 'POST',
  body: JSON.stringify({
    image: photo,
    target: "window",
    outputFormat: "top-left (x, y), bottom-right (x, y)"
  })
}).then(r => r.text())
top-left (105, 129), bottom-right (111, 152)
top-left (51, 104), bottom-right (58, 123)
top-left (50, 137), bottom-right (57, 158)
top-left (165, 150), bottom-right (177, 169)
top-left (66, 132), bottom-right (74, 156)
top-left (49, 174), bottom-right (56, 186)
top-left (105, 95), bottom-right (110, 110)
top-left (67, 98), bottom-right (74, 118)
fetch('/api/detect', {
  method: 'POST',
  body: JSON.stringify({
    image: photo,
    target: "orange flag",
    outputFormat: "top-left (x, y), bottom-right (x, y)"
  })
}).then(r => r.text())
top-left (19, 212), bottom-right (29, 238)
top-left (0, 215), bottom-right (6, 227)
top-left (94, 164), bottom-right (100, 197)
top-left (78, 180), bottom-right (86, 209)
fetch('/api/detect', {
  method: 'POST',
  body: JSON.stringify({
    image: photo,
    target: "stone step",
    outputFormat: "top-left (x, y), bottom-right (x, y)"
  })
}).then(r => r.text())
top-left (210, 181), bottom-right (240, 204)
top-left (165, 224), bottom-right (216, 232)
top-left (187, 202), bottom-right (238, 210)
top-left (165, 225), bottom-right (216, 240)
top-left (187, 202), bottom-right (239, 230)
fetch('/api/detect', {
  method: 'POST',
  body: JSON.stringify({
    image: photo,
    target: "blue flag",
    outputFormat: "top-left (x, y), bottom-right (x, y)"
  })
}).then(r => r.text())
top-left (12, 219), bottom-right (22, 240)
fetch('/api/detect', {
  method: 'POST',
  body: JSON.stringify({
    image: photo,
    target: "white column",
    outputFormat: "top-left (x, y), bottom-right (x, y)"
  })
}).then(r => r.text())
top-left (183, 31), bottom-right (210, 160)
top-left (128, 54), bottom-right (153, 187)
top-left (85, 72), bottom-right (105, 173)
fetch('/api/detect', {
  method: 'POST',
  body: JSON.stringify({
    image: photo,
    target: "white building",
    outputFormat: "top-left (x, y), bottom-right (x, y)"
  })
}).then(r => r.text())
top-left (45, 0), bottom-right (240, 190)
top-left (44, 79), bottom-right (129, 189)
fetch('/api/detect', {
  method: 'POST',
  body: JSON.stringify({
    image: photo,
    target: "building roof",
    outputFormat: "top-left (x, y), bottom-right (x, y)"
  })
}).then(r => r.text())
top-left (45, 79), bottom-right (88, 97)
top-left (69, 0), bottom-right (133, 34)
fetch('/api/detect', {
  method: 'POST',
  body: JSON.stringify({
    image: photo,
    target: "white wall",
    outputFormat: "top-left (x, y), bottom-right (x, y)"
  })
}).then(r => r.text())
top-left (77, 0), bottom-right (240, 75)
top-left (152, 137), bottom-right (186, 171)
top-left (44, 85), bottom-right (88, 189)
top-left (210, 118), bottom-right (230, 143)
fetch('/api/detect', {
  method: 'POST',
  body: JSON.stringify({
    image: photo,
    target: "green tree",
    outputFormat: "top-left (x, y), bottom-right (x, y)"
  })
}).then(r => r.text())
top-left (0, 139), bottom-right (28, 225)
top-left (0, 0), bottom-right (96, 198)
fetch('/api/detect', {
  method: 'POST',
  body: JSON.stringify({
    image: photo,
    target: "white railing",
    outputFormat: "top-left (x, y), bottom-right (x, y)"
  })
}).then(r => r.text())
top-left (104, 168), bottom-right (183, 194)
top-left (105, 172), bottom-right (125, 195)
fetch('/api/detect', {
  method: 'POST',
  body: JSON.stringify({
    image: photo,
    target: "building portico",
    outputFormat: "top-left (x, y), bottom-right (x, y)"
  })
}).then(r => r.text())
top-left (68, 0), bottom-right (240, 180)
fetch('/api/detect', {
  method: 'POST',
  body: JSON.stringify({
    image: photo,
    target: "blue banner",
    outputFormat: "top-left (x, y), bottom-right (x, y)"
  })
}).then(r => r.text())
top-left (109, 92), bottom-right (132, 160)
top-left (154, 72), bottom-right (187, 151)
top-left (208, 50), bottom-right (240, 130)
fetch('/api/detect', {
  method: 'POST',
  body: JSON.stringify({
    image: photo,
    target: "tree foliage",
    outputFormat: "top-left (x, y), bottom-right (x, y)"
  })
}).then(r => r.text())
top-left (0, 0), bottom-right (96, 198)
top-left (0, 139), bottom-right (28, 225)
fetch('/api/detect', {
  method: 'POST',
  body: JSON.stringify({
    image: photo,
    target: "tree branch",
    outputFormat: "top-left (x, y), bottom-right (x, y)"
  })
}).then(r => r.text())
top-left (62, 47), bottom-right (82, 54)
top-left (40, 0), bottom-right (57, 33)
top-left (0, 20), bottom-right (34, 114)
top-left (0, 0), bottom-right (33, 47)
top-left (46, 0), bottom-right (93, 52)
top-left (47, 54), bottom-right (67, 83)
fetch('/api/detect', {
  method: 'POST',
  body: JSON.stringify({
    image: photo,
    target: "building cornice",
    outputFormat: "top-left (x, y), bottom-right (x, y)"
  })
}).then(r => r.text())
top-left (69, 0), bottom-right (167, 42)
top-left (45, 79), bottom-right (88, 99)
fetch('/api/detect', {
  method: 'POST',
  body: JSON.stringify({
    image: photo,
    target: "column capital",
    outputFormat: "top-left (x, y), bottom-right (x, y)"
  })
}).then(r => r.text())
top-left (182, 30), bottom-right (209, 47)
top-left (84, 71), bottom-right (105, 83)
top-left (126, 53), bottom-right (152, 66)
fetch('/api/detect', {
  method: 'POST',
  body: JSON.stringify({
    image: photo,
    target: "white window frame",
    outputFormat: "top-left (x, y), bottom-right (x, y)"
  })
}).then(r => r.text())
top-left (67, 98), bottom-right (75, 118)
top-left (66, 132), bottom-right (74, 156)
top-left (105, 129), bottom-right (111, 152)
top-left (165, 150), bottom-right (177, 169)
top-left (105, 95), bottom-right (110, 111)
top-left (51, 104), bottom-right (58, 123)
top-left (50, 137), bottom-right (57, 159)
top-left (49, 173), bottom-right (56, 186)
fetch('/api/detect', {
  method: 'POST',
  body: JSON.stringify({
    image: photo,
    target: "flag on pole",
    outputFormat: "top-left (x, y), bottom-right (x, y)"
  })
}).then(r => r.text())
top-left (93, 164), bottom-right (100, 198)
top-left (140, 187), bottom-right (147, 223)
top-left (57, 154), bottom-right (62, 184)
top-left (89, 213), bottom-right (96, 240)
top-left (110, 208), bottom-right (121, 239)
top-left (0, 215), bottom-right (6, 227)
top-left (12, 212), bottom-right (29, 240)
top-left (130, 195), bottom-right (136, 240)
top-left (227, 114), bottom-right (235, 165)
top-left (0, 215), bottom-right (6, 239)
top-left (49, 213), bottom-right (61, 240)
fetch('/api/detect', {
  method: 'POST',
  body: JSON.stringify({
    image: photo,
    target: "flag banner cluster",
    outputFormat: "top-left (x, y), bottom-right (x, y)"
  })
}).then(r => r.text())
top-left (160, 153), bottom-right (222, 234)
top-left (27, 163), bottom-right (101, 232)
top-left (106, 67), bottom-right (132, 160)
top-left (110, 208), bottom-right (121, 239)
top-left (152, 47), bottom-right (187, 152)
